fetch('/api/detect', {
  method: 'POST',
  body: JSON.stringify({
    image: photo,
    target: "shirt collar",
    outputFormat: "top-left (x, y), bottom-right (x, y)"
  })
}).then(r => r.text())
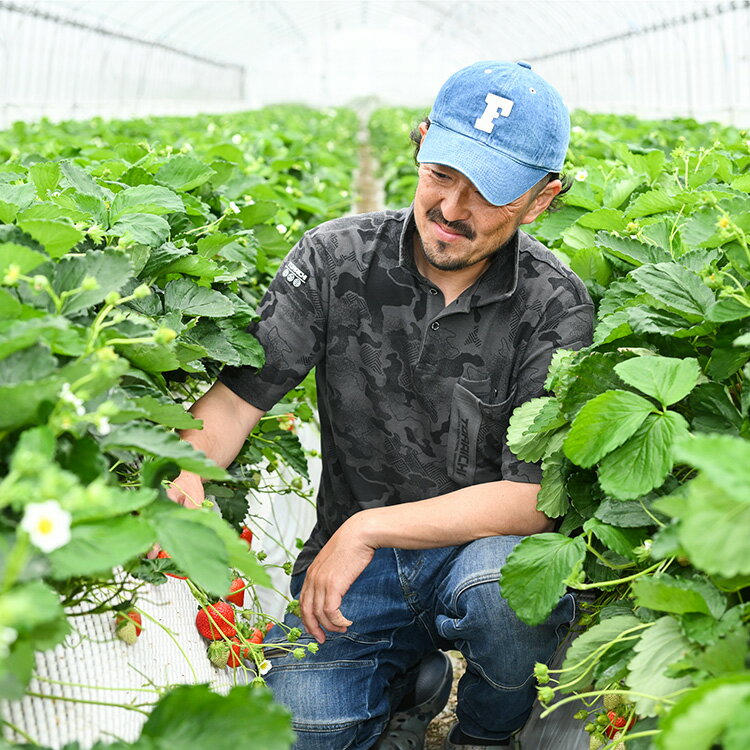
top-left (398, 203), bottom-right (520, 307)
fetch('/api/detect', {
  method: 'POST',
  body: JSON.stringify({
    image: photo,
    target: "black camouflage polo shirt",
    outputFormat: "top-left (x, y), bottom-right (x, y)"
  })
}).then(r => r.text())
top-left (220, 206), bottom-right (594, 574)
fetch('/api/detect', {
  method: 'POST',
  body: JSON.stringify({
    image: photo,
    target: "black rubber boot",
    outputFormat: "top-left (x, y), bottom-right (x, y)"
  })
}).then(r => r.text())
top-left (375, 651), bottom-right (453, 750)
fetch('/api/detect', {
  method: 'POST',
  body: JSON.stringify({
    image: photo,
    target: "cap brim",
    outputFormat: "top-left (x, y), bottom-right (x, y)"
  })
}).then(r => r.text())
top-left (416, 122), bottom-right (550, 206)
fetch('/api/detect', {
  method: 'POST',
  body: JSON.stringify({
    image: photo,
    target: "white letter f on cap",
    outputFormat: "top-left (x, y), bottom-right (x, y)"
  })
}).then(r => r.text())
top-left (474, 93), bottom-right (514, 133)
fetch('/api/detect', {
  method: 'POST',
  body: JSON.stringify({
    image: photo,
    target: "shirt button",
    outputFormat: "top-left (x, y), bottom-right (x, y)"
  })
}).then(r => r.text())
top-left (430, 321), bottom-right (440, 331)
top-left (429, 288), bottom-right (439, 295)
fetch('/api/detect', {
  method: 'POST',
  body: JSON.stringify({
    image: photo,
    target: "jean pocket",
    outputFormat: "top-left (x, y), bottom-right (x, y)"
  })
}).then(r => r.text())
top-left (446, 382), bottom-right (515, 486)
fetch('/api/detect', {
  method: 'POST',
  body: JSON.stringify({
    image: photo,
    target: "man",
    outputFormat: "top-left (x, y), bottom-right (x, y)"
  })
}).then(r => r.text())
top-left (169, 61), bottom-right (593, 749)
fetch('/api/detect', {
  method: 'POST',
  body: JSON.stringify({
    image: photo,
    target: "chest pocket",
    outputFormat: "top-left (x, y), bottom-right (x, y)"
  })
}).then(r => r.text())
top-left (446, 380), bottom-right (516, 486)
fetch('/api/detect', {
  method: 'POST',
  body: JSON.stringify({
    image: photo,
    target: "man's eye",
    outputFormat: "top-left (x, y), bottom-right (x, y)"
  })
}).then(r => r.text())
top-left (432, 170), bottom-right (449, 181)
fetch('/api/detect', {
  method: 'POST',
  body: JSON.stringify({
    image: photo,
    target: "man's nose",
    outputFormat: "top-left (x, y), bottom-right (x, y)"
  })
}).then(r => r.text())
top-left (439, 186), bottom-right (472, 222)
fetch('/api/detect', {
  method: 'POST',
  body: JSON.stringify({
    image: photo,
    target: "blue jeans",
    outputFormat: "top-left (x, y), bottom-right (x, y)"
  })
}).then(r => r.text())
top-left (264, 536), bottom-right (575, 750)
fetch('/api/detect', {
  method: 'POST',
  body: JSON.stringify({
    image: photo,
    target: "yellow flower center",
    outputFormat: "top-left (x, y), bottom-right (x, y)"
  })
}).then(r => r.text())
top-left (37, 518), bottom-right (54, 535)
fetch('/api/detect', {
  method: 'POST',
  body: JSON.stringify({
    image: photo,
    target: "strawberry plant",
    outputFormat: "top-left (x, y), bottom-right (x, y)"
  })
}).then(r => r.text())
top-left (0, 104), bottom-right (358, 744)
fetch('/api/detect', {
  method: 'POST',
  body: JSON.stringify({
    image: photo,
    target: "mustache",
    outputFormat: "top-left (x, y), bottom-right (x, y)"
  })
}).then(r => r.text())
top-left (426, 208), bottom-right (475, 240)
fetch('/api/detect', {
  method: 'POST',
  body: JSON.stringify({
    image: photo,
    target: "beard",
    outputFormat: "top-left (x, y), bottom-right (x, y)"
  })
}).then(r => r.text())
top-left (419, 207), bottom-right (512, 272)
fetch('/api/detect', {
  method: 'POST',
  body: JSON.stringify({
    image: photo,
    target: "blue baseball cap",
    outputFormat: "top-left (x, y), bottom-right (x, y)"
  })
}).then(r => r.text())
top-left (417, 60), bottom-right (570, 206)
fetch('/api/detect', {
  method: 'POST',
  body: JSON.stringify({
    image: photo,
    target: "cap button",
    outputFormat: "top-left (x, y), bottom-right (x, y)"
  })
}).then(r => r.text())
top-left (517, 60), bottom-right (532, 69)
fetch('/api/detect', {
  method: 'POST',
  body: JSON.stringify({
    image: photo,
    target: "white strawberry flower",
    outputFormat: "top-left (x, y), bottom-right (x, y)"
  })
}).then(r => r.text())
top-left (276, 224), bottom-right (287, 234)
top-left (94, 415), bottom-right (111, 436)
top-left (575, 169), bottom-right (588, 182)
top-left (231, 134), bottom-right (243, 144)
top-left (285, 186), bottom-right (294, 194)
top-left (571, 125), bottom-right (585, 134)
top-left (228, 201), bottom-right (241, 214)
top-left (21, 500), bottom-right (72, 553)
top-left (258, 659), bottom-right (272, 676)
top-left (60, 383), bottom-right (85, 416)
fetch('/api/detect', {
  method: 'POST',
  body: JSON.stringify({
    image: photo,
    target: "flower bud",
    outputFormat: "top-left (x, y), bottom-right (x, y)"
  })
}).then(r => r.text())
top-left (133, 283), bottom-right (151, 299)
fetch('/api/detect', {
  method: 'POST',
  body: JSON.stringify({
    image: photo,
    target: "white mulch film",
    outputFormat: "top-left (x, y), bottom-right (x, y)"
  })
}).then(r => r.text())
top-left (0, 426), bottom-right (320, 748)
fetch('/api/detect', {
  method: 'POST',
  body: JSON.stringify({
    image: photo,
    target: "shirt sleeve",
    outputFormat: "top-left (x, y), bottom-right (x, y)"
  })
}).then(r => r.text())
top-left (219, 231), bottom-right (330, 411)
top-left (501, 277), bottom-right (594, 483)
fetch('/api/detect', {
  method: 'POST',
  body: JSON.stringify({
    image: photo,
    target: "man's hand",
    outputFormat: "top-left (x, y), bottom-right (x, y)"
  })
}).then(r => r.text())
top-left (147, 471), bottom-right (205, 559)
top-left (299, 514), bottom-right (377, 644)
top-left (167, 471), bottom-right (204, 509)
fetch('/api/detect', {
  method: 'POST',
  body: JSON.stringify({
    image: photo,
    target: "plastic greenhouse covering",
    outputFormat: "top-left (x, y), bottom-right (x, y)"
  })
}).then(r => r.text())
top-left (0, 0), bottom-right (749, 126)
top-left (2, 2), bottom-right (750, 750)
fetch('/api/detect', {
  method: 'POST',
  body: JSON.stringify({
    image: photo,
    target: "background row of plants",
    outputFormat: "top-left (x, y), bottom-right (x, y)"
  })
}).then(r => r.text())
top-left (0, 105), bottom-right (359, 747)
top-left (372, 106), bottom-right (750, 749)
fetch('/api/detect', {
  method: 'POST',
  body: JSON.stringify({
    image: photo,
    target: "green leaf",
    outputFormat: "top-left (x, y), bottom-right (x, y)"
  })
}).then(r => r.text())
top-left (613, 356), bottom-right (700, 407)
top-left (576, 208), bottom-right (627, 232)
top-left (109, 185), bottom-right (184, 223)
top-left (598, 411), bottom-right (689, 500)
top-left (668, 475), bottom-right (750, 577)
top-left (155, 155), bottom-right (216, 192)
top-left (132, 396), bottom-right (201, 429)
top-left (632, 574), bottom-right (716, 616)
top-left (110, 213), bottom-right (171, 247)
top-left (507, 397), bottom-right (566, 463)
top-left (140, 684), bottom-right (293, 750)
top-left (688, 382), bottom-right (743, 435)
top-left (630, 262), bottom-right (715, 320)
top-left (595, 497), bottom-right (667, 528)
top-left (29, 162), bottom-right (61, 197)
top-left (47, 516), bottom-right (155, 578)
top-left (558, 614), bottom-right (641, 693)
top-left (150, 511), bottom-right (231, 595)
top-left (656, 674), bottom-right (750, 750)
top-left (0, 640), bottom-right (35, 699)
top-left (0, 343), bottom-right (57, 385)
top-left (706, 297), bottom-right (750, 323)
top-left (569, 247), bottom-right (612, 287)
top-left (604, 175), bottom-right (642, 210)
top-left (164, 278), bottom-right (234, 318)
top-left (102, 423), bottom-right (229, 480)
top-left (0, 241), bottom-right (46, 277)
top-left (627, 616), bottom-right (692, 717)
top-left (536, 449), bottom-right (569, 518)
top-left (499, 534), bottom-right (586, 626)
top-left (0, 182), bottom-right (36, 210)
top-left (54, 249), bottom-right (132, 315)
top-left (0, 581), bottom-right (64, 633)
top-left (139, 241), bottom-right (191, 277)
top-left (238, 201), bottom-right (279, 228)
top-left (15, 218), bottom-right (84, 258)
top-left (673, 433), bottom-right (750, 504)
top-left (626, 189), bottom-right (681, 218)
top-left (218, 323), bottom-right (265, 367)
top-left (583, 518), bottom-right (646, 561)
top-left (564, 390), bottom-right (656, 468)
top-left (60, 160), bottom-right (105, 198)
top-left (559, 352), bottom-right (626, 418)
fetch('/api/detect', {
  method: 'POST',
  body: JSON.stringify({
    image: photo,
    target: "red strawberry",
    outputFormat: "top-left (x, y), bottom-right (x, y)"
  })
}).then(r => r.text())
top-left (157, 549), bottom-right (187, 579)
top-left (265, 621), bottom-right (275, 633)
top-left (239, 526), bottom-right (253, 547)
top-left (227, 577), bottom-right (245, 607)
top-left (249, 627), bottom-right (264, 644)
top-left (196, 602), bottom-right (236, 640)
top-left (227, 638), bottom-right (250, 668)
top-left (115, 610), bottom-right (142, 644)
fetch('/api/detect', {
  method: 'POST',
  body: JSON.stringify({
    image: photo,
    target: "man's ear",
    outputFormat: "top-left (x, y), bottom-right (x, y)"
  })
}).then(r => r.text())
top-left (520, 179), bottom-right (562, 225)
top-left (418, 121), bottom-right (429, 143)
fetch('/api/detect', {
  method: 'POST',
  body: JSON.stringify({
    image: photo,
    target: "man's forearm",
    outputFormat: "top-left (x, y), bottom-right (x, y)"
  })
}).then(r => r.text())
top-left (179, 381), bottom-right (265, 474)
top-left (348, 480), bottom-right (552, 550)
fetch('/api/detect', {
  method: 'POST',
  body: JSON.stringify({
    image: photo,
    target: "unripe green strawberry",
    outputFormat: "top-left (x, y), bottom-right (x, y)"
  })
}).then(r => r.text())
top-left (207, 640), bottom-right (230, 668)
top-left (115, 610), bottom-right (142, 645)
top-left (603, 693), bottom-right (623, 711)
top-left (589, 735), bottom-right (605, 750)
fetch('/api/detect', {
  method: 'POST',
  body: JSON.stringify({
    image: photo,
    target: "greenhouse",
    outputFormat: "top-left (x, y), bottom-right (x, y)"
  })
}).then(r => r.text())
top-left (0, 1), bottom-right (748, 748)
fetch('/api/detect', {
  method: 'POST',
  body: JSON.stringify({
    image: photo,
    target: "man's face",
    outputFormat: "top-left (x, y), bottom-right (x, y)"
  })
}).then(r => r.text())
top-left (413, 163), bottom-right (558, 272)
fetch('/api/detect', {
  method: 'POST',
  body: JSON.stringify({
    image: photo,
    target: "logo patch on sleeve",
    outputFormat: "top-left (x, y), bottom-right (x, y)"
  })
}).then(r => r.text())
top-left (282, 260), bottom-right (308, 288)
